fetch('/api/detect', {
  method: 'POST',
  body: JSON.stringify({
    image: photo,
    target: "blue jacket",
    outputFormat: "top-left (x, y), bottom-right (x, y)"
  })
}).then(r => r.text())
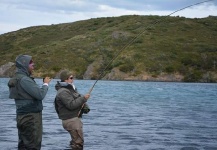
top-left (8, 55), bottom-right (49, 114)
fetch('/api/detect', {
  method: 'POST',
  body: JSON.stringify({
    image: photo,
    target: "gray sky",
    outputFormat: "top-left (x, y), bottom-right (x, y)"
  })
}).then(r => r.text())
top-left (0, 0), bottom-right (217, 35)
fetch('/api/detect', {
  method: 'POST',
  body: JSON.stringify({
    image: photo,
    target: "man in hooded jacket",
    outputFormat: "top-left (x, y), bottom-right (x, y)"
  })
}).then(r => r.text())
top-left (8, 54), bottom-right (51, 150)
top-left (54, 70), bottom-right (90, 150)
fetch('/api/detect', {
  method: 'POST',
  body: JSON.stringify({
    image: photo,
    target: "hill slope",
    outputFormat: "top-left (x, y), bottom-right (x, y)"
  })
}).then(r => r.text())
top-left (0, 15), bottom-right (217, 82)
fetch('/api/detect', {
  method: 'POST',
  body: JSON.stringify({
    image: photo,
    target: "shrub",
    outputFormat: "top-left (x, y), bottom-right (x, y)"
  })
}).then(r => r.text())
top-left (183, 70), bottom-right (203, 82)
top-left (119, 64), bottom-right (134, 73)
top-left (165, 66), bottom-right (175, 73)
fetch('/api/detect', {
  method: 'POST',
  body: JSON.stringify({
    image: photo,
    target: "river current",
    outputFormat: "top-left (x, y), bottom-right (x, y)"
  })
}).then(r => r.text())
top-left (0, 78), bottom-right (217, 150)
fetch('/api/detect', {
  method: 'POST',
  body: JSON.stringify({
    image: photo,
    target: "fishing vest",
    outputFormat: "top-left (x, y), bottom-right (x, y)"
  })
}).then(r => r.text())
top-left (8, 74), bottom-right (35, 100)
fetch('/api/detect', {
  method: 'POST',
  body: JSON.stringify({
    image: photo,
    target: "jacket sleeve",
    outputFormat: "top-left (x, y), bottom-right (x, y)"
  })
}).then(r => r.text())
top-left (59, 90), bottom-right (87, 110)
top-left (20, 76), bottom-right (49, 101)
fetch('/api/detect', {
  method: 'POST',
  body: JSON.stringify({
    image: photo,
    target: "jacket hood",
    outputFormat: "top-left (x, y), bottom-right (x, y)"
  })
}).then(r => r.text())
top-left (15, 54), bottom-right (32, 76)
top-left (55, 81), bottom-right (73, 91)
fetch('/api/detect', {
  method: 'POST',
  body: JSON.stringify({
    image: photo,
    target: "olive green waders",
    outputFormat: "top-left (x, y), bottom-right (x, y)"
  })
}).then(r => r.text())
top-left (62, 117), bottom-right (84, 150)
top-left (16, 112), bottom-right (42, 150)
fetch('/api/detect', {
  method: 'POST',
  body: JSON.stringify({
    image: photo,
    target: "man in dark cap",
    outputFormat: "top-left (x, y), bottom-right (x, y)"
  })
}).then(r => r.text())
top-left (8, 54), bottom-right (51, 150)
top-left (54, 70), bottom-right (90, 150)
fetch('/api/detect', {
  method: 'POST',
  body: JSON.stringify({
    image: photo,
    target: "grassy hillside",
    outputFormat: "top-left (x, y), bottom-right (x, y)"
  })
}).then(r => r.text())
top-left (0, 15), bottom-right (217, 82)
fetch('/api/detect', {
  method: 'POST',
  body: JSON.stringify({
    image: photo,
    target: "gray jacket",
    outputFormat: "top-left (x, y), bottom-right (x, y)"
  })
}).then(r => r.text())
top-left (8, 55), bottom-right (49, 114)
top-left (55, 81), bottom-right (88, 120)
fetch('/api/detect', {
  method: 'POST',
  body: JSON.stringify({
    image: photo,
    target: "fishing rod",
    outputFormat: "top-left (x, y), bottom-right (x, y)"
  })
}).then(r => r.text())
top-left (87, 0), bottom-right (214, 94)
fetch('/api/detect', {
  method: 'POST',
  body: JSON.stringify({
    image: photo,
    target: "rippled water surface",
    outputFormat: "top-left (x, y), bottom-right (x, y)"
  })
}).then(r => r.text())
top-left (0, 78), bottom-right (217, 150)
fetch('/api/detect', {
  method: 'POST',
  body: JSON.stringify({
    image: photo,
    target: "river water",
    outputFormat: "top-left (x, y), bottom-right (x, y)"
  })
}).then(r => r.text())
top-left (0, 78), bottom-right (217, 150)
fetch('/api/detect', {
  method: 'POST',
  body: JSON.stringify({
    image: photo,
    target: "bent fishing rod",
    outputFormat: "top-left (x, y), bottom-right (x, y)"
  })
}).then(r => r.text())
top-left (87, 0), bottom-right (214, 94)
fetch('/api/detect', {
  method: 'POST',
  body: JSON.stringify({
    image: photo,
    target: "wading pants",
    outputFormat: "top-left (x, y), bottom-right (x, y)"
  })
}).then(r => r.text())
top-left (16, 112), bottom-right (42, 150)
top-left (62, 117), bottom-right (84, 150)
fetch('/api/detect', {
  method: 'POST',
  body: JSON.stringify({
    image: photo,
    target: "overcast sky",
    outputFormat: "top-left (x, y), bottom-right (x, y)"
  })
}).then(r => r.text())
top-left (0, 0), bottom-right (217, 35)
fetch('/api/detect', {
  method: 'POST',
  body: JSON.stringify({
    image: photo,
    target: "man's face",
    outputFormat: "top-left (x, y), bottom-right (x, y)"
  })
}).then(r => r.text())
top-left (28, 61), bottom-right (34, 75)
top-left (66, 75), bottom-right (74, 84)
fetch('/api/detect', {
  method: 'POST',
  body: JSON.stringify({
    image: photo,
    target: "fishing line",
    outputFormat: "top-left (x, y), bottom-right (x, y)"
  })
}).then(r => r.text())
top-left (87, 0), bottom-right (214, 94)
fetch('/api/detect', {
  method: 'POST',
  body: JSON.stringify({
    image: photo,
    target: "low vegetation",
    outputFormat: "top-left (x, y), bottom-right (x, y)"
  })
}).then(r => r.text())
top-left (0, 15), bottom-right (217, 82)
